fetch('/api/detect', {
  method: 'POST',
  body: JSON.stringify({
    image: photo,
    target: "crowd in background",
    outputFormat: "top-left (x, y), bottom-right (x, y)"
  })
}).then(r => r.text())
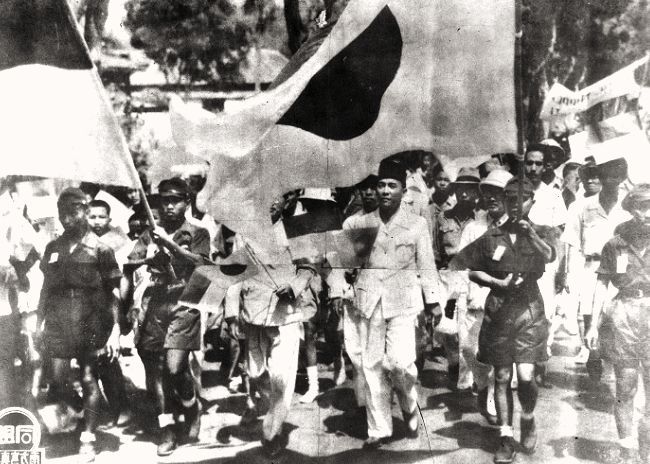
top-left (1, 138), bottom-right (650, 464)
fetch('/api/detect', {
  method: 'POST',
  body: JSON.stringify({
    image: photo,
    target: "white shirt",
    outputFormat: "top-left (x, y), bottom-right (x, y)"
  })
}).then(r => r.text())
top-left (561, 193), bottom-right (630, 257)
top-left (528, 182), bottom-right (568, 228)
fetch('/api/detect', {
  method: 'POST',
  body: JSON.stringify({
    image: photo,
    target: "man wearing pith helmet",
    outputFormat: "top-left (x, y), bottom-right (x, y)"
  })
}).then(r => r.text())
top-left (453, 176), bottom-right (555, 463)
top-left (343, 157), bottom-right (445, 449)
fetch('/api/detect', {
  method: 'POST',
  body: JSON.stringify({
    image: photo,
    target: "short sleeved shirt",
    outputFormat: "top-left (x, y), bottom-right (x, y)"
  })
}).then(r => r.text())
top-left (40, 231), bottom-right (122, 295)
top-left (456, 223), bottom-right (553, 364)
top-left (597, 220), bottom-right (650, 292)
top-left (561, 194), bottom-right (630, 257)
top-left (128, 220), bottom-right (210, 281)
top-left (40, 230), bottom-right (122, 357)
top-left (528, 182), bottom-right (568, 228)
top-left (452, 224), bottom-right (551, 279)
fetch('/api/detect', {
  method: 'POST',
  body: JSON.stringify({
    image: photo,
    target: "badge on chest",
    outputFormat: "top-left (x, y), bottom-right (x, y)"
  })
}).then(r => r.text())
top-left (617, 253), bottom-right (629, 273)
top-left (49, 252), bottom-right (59, 263)
top-left (492, 245), bottom-right (506, 262)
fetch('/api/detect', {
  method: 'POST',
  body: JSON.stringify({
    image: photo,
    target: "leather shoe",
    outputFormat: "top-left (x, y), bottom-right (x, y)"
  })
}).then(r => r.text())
top-left (184, 399), bottom-right (202, 442)
top-left (402, 409), bottom-right (419, 438)
top-left (239, 405), bottom-right (258, 427)
top-left (520, 417), bottom-right (537, 454)
top-left (362, 436), bottom-right (390, 450)
top-left (157, 425), bottom-right (177, 457)
top-left (262, 434), bottom-right (286, 458)
top-left (494, 436), bottom-right (516, 463)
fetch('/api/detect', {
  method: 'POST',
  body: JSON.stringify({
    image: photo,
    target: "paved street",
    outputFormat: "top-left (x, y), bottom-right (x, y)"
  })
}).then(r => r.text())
top-left (40, 328), bottom-right (636, 464)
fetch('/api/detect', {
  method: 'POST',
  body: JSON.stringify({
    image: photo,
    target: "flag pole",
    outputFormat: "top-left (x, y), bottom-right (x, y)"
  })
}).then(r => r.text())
top-left (60, 0), bottom-right (178, 279)
top-left (635, 51), bottom-right (650, 129)
top-left (514, 0), bottom-right (526, 222)
top-left (243, 240), bottom-right (279, 289)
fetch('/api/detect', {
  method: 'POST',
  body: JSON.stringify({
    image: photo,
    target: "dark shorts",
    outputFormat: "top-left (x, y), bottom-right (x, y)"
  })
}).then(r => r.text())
top-left (44, 294), bottom-right (112, 358)
top-left (164, 306), bottom-right (201, 351)
top-left (600, 296), bottom-right (650, 368)
top-left (478, 289), bottom-right (549, 366)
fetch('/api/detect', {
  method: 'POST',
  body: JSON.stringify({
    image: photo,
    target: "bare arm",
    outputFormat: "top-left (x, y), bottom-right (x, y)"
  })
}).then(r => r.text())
top-left (518, 220), bottom-right (554, 263)
top-left (469, 271), bottom-right (516, 291)
top-left (585, 275), bottom-right (610, 350)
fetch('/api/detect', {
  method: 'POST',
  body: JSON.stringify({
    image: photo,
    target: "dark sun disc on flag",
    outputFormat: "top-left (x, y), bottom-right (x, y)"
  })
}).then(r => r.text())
top-left (219, 264), bottom-right (248, 276)
top-left (277, 6), bottom-right (402, 140)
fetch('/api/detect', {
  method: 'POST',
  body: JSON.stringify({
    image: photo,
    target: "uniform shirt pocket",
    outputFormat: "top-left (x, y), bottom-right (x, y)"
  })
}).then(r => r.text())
top-left (394, 241), bottom-right (415, 269)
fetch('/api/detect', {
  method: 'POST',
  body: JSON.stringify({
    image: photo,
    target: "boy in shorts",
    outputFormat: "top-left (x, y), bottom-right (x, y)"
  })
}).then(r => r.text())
top-left (454, 177), bottom-right (555, 463)
top-left (37, 188), bottom-right (122, 461)
top-left (587, 184), bottom-right (650, 462)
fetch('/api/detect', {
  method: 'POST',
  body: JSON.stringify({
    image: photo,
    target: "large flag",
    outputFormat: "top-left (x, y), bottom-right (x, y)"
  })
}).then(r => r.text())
top-left (178, 248), bottom-right (259, 313)
top-left (0, 0), bottom-right (141, 188)
top-left (170, 0), bottom-right (517, 260)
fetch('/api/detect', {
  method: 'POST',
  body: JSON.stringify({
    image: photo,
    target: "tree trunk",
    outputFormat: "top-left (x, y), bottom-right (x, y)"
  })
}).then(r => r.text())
top-left (284, 0), bottom-right (307, 54)
top-left (84, 0), bottom-right (109, 62)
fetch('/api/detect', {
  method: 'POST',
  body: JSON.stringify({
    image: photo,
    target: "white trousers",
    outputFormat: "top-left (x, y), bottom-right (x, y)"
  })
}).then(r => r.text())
top-left (345, 302), bottom-right (418, 439)
top-left (457, 299), bottom-right (493, 391)
top-left (244, 322), bottom-right (300, 441)
top-left (343, 304), bottom-right (367, 407)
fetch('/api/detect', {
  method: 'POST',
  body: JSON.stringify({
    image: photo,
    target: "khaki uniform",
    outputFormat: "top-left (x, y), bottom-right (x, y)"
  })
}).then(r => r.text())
top-left (597, 220), bottom-right (650, 367)
top-left (128, 221), bottom-right (210, 350)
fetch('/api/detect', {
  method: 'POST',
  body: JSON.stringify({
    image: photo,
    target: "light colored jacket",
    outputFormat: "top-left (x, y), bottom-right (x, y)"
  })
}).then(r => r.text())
top-left (343, 208), bottom-right (444, 319)
top-left (237, 264), bottom-right (319, 326)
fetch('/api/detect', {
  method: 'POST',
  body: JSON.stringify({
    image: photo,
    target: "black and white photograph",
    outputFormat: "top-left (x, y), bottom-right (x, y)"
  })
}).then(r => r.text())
top-left (1, 0), bottom-right (650, 463)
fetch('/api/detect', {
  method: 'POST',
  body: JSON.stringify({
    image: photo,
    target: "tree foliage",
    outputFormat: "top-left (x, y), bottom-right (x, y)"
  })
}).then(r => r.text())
top-left (124, 0), bottom-right (277, 83)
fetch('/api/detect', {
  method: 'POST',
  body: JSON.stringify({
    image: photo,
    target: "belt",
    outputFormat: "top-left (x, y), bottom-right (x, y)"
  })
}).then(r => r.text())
top-left (584, 254), bottom-right (601, 262)
top-left (52, 288), bottom-right (91, 298)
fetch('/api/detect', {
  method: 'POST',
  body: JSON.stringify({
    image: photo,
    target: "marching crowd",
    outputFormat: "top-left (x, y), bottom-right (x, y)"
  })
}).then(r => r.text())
top-left (1, 140), bottom-right (650, 464)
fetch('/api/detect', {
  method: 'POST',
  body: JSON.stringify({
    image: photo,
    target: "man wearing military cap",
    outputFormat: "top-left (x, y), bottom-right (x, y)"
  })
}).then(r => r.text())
top-left (587, 183), bottom-right (650, 462)
top-left (37, 187), bottom-right (123, 461)
top-left (453, 176), bottom-right (555, 463)
top-left (562, 157), bottom-right (630, 373)
top-left (343, 158), bottom-right (445, 449)
top-left (124, 177), bottom-right (210, 456)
